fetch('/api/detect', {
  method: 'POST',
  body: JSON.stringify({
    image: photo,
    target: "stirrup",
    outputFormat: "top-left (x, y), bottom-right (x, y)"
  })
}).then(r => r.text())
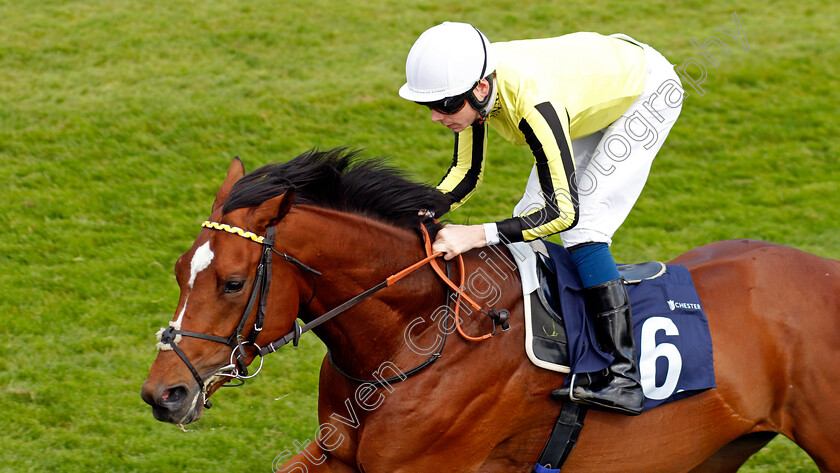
top-left (553, 374), bottom-right (591, 406)
top-left (567, 374), bottom-right (579, 402)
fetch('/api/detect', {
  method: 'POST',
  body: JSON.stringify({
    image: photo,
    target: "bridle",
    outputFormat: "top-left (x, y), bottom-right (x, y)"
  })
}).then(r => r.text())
top-left (156, 219), bottom-right (510, 409)
top-left (156, 222), bottom-right (320, 407)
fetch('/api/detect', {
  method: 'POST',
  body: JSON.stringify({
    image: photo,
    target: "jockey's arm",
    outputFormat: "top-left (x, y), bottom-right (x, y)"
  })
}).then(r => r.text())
top-left (433, 123), bottom-right (488, 216)
top-left (432, 101), bottom-right (577, 259)
top-left (489, 100), bottom-right (579, 244)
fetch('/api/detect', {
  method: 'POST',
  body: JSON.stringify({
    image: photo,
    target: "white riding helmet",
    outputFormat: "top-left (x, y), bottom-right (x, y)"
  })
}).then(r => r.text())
top-left (399, 22), bottom-right (497, 103)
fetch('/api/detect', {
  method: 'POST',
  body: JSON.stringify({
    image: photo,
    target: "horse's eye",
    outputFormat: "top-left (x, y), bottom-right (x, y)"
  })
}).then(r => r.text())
top-left (223, 280), bottom-right (245, 294)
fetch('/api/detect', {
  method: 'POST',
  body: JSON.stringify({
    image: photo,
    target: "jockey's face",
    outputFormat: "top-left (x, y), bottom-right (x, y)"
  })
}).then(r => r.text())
top-left (430, 101), bottom-right (478, 133)
top-left (428, 79), bottom-right (490, 133)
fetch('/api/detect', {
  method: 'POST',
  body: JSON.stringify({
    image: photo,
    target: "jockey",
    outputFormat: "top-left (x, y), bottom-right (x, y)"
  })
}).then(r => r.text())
top-left (398, 22), bottom-right (683, 416)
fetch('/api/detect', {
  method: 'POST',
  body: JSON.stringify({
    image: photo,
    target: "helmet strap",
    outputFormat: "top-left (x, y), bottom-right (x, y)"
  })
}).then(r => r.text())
top-left (468, 25), bottom-right (492, 126)
top-left (468, 74), bottom-right (495, 126)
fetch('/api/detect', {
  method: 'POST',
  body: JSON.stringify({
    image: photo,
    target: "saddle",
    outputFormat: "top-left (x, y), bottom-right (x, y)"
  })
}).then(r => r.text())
top-left (524, 239), bottom-right (667, 372)
top-left (508, 239), bottom-right (715, 408)
top-left (505, 240), bottom-right (716, 473)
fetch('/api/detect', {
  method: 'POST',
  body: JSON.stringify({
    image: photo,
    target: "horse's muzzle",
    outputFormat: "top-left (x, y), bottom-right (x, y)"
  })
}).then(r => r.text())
top-left (141, 380), bottom-right (204, 424)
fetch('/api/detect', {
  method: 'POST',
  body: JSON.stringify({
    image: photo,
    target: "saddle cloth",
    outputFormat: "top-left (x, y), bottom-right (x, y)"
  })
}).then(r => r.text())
top-left (506, 240), bottom-right (716, 411)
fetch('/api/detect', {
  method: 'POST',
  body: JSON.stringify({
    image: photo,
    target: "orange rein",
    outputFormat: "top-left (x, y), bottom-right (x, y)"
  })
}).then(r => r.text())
top-left (385, 224), bottom-right (493, 342)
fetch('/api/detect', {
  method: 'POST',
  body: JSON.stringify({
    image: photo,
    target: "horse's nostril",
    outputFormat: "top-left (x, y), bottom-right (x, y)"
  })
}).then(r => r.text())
top-left (159, 386), bottom-right (188, 408)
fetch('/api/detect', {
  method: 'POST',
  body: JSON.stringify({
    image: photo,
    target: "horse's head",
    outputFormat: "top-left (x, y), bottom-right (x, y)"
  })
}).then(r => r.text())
top-left (141, 149), bottom-right (450, 424)
top-left (141, 158), bottom-right (308, 424)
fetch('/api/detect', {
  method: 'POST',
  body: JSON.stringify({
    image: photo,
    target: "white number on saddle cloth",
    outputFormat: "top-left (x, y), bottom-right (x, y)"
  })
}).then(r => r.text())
top-left (639, 317), bottom-right (683, 400)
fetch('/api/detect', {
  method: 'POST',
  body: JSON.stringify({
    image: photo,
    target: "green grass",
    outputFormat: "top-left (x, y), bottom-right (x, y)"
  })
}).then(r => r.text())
top-left (1, 0), bottom-right (837, 471)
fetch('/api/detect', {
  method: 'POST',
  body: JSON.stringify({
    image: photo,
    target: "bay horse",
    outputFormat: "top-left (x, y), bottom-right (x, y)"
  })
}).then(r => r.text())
top-left (141, 148), bottom-right (840, 472)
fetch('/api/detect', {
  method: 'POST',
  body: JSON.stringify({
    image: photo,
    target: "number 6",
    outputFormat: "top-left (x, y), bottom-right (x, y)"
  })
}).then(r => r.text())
top-left (639, 317), bottom-right (682, 400)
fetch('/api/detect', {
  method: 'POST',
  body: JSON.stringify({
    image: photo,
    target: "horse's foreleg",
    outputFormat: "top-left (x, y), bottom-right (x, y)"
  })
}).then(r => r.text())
top-left (272, 443), bottom-right (359, 473)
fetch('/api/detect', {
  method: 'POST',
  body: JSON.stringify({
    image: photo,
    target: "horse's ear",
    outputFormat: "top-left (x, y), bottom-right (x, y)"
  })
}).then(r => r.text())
top-left (212, 157), bottom-right (246, 214)
top-left (251, 188), bottom-right (296, 231)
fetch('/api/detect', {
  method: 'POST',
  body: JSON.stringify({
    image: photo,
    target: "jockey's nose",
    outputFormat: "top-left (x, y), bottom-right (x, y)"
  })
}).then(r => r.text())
top-left (430, 109), bottom-right (446, 122)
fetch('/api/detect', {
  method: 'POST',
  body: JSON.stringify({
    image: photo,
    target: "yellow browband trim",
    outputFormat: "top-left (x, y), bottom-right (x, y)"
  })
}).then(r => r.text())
top-left (201, 221), bottom-right (265, 244)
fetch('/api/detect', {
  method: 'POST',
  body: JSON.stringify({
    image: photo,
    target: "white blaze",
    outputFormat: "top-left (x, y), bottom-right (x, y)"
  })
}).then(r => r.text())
top-left (179, 241), bottom-right (215, 326)
top-left (189, 242), bottom-right (215, 288)
top-left (171, 300), bottom-right (188, 329)
top-left (156, 241), bottom-right (214, 351)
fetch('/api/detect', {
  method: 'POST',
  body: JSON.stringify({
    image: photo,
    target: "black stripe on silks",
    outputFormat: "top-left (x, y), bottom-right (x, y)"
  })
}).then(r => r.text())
top-left (518, 117), bottom-right (557, 203)
top-left (496, 216), bottom-right (524, 243)
top-left (516, 118), bottom-right (562, 235)
top-left (448, 123), bottom-right (485, 203)
top-left (533, 102), bottom-right (579, 229)
top-left (432, 133), bottom-right (461, 215)
top-left (437, 132), bottom-right (460, 188)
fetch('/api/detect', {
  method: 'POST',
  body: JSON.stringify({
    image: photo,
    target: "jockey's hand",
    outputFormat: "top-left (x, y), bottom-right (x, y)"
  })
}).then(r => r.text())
top-left (432, 224), bottom-right (487, 260)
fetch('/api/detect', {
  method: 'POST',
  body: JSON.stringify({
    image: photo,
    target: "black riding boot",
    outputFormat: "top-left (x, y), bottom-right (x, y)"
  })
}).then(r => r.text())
top-left (551, 278), bottom-right (644, 416)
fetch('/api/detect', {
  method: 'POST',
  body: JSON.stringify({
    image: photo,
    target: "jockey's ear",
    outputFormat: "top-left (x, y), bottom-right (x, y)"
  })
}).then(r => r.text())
top-left (250, 188), bottom-right (296, 231)
top-left (474, 77), bottom-right (491, 101)
top-left (212, 157), bottom-right (246, 214)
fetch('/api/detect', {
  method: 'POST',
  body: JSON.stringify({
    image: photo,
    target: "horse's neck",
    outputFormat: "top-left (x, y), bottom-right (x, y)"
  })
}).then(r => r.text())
top-left (284, 206), bottom-right (446, 374)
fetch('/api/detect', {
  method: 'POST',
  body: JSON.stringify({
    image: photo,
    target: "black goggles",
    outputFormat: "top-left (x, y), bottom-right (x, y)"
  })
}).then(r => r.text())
top-left (415, 87), bottom-right (474, 115)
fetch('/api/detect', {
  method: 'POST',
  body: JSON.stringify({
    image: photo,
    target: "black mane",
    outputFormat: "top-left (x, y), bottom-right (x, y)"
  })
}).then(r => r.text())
top-left (223, 148), bottom-right (449, 233)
